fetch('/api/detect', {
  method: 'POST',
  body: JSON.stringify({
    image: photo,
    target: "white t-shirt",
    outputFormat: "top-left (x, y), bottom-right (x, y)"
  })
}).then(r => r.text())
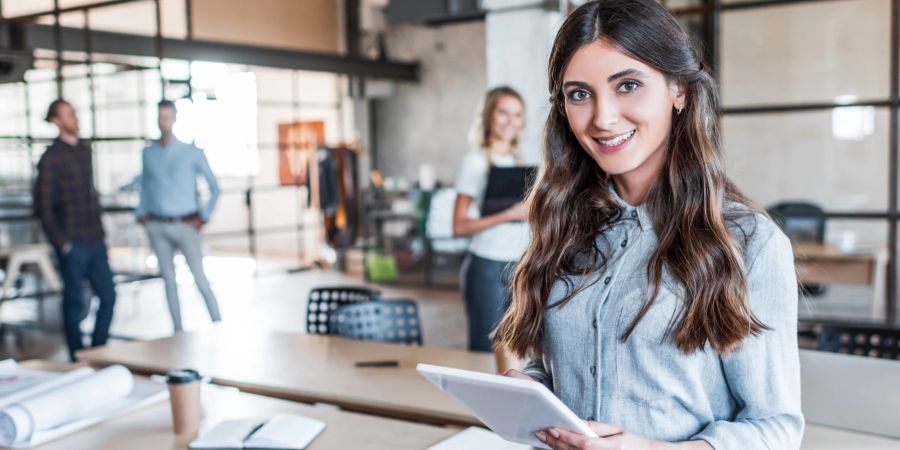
top-left (453, 150), bottom-right (531, 262)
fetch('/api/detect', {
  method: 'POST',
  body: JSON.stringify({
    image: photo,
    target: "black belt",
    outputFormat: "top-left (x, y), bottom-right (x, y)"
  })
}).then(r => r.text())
top-left (147, 212), bottom-right (199, 223)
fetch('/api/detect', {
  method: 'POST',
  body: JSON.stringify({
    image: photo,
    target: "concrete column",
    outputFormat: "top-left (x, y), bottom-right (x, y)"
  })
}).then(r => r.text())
top-left (483, 0), bottom-right (566, 164)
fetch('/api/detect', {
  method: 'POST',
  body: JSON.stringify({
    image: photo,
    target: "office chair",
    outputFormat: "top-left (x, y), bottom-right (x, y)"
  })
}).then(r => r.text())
top-left (306, 286), bottom-right (380, 335)
top-left (328, 298), bottom-right (423, 345)
top-left (767, 201), bottom-right (827, 297)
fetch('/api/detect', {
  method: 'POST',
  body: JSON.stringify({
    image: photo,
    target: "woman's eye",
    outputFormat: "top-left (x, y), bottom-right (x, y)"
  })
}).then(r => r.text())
top-left (617, 81), bottom-right (640, 93)
top-left (567, 90), bottom-right (590, 102)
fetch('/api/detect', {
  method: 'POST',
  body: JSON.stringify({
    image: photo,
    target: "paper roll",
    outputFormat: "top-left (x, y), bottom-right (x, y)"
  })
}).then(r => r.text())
top-left (0, 365), bottom-right (134, 446)
top-left (0, 366), bottom-right (94, 410)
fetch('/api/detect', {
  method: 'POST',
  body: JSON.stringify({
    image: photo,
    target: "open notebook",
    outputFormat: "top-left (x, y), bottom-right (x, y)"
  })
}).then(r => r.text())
top-left (189, 414), bottom-right (326, 450)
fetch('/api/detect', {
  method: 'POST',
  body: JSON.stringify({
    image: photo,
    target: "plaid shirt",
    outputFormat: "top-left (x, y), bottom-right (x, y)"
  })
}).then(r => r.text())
top-left (33, 138), bottom-right (105, 249)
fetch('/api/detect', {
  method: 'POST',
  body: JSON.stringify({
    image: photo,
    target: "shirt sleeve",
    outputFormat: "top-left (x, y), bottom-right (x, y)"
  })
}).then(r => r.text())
top-left (454, 152), bottom-right (488, 199)
top-left (522, 356), bottom-right (553, 390)
top-left (34, 153), bottom-right (67, 249)
top-left (691, 229), bottom-right (805, 450)
top-left (196, 148), bottom-right (219, 222)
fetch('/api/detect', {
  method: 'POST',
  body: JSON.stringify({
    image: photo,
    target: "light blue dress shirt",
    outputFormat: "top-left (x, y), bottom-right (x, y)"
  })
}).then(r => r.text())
top-left (136, 138), bottom-right (219, 222)
top-left (522, 189), bottom-right (804, 449)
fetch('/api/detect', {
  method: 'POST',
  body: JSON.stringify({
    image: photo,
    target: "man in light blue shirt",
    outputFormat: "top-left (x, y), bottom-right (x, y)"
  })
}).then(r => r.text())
top-left (136, 100), bottom-right (221, 332)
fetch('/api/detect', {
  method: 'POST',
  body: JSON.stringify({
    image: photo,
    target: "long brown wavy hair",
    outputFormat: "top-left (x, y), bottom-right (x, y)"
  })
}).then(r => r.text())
top-left (494, 0), bottom-right (767, 358)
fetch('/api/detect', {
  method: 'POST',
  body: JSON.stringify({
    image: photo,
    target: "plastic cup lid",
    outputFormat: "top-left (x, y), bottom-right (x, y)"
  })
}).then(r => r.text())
top-left (165, 368), bottom-right (201, 384)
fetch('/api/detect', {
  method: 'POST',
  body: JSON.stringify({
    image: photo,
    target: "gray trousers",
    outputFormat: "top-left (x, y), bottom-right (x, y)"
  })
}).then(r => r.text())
top-left (145, 221), bottom-right (221, 332)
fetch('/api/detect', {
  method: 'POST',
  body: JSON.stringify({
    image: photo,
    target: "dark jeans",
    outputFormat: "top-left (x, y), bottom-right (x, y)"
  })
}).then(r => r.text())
top-left (56, 241), bottom-right (117, 361)
top-left (461, 253), bottom-right (515, 352)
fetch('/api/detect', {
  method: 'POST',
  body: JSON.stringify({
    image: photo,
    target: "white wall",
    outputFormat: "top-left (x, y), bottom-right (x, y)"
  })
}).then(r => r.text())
top-left (374, 21), bottom-right (487, 185)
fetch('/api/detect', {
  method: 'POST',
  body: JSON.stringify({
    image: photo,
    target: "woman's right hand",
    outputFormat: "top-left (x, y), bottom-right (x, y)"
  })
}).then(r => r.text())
top-left (501, 369), bottom-right (536, 382)
top-left (502, 202), bottom-right (528, 222)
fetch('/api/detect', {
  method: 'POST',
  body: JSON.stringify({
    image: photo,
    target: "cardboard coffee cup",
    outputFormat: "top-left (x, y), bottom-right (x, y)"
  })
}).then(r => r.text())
top-left (165, 369), bottom-right (201, 435)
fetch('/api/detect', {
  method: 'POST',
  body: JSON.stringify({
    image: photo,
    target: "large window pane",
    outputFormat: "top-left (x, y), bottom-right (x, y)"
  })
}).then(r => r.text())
top-left (721, 0), bottom-right (889, 107)
top-left (723, 108), bottom-right (889, 211)
top-left (92, 141), bottom-right (143, 195)
top-left (205, 190), bottom-right (250, 235)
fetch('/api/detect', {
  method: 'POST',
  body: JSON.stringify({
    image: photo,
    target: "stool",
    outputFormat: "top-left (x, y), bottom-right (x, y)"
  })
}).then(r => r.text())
top-left (0, 244), bottom-right (62, 297)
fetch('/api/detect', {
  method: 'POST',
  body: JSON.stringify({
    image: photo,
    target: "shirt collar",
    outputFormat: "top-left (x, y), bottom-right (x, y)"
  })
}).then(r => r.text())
top-left (155, 137), bottom-right (185, 150)
top-left (607, 181), bottom-right (653, 232)
top-left (54, 137), bottom-right (82, 150)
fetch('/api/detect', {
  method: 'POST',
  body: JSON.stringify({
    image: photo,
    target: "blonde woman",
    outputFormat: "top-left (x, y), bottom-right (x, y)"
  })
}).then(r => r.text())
top-left (453, 86), bottom-right (530, 362)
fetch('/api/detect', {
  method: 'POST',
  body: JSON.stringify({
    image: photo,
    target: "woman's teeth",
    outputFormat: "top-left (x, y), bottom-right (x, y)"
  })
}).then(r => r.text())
top-left (597, 130), bottom-right (635, 147)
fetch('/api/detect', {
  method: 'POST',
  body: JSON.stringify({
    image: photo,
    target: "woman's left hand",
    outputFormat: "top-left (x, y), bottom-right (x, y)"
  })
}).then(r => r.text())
top-left (535, 421), bottom-right (655, 450)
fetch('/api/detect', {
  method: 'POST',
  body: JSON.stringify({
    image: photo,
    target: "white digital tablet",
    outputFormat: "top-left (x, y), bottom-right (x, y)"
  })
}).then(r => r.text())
top-left (417, 363), bottom-right (597, 449)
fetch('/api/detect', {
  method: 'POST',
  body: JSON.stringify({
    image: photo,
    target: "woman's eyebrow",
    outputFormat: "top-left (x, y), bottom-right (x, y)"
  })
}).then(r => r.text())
top-left (562, 80), bottom-right (592, 90)
top-left (607, 68), bottom-right (647, 82)
top-left (563, 69), bottom-right (647, 89)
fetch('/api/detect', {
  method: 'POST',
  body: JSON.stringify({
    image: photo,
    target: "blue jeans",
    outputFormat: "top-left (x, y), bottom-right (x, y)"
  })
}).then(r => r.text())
top-left (56, 241), bottom-right (117, 361)
top-left (461, 253), bottom-right (514, 352)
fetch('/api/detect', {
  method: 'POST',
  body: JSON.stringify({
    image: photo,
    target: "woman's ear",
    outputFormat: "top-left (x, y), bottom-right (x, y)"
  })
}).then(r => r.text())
top-left (670, 81), bottom-right (687, 113)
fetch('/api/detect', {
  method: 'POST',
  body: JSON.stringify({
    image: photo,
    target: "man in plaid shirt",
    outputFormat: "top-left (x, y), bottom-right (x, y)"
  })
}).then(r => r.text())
top-left (34, 99), bottom-right (116, 361)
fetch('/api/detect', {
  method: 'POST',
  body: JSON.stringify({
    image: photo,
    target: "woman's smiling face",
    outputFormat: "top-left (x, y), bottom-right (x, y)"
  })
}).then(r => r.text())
top-left (562, 39), bottom-right (685, 180)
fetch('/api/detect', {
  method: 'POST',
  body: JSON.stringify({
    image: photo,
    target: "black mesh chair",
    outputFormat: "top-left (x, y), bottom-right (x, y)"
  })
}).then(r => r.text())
top-left (306, 286), bottom-right (380, 335)
top-left (817, 323), bottom-right (900, 360)
top-left (767, 202), bottom-right (827, 297)
top-left (328, 299), bottom-right (423, 345)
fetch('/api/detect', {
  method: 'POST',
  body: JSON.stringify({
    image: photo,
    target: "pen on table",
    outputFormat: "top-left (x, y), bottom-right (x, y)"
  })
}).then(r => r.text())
top-left (354, 360), bottom-right (399, 368)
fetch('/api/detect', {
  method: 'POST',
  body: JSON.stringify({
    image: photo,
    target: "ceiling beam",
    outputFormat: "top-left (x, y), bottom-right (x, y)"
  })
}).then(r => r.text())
top-left (20, 23), bottom-right (418, 80)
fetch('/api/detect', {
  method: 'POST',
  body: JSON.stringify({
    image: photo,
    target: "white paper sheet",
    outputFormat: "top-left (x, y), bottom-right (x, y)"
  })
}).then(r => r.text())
top-left (0, 360), bottom-right (94, 407)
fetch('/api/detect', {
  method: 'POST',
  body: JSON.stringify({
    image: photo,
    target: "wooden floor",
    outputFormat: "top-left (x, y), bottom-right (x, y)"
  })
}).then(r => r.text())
top-left (0, 254), bottom-right (469, 361)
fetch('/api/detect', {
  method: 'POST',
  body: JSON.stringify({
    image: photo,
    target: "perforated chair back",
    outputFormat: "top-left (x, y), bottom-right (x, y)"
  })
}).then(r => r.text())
top-left (306, 286), bottom-right (380, 335)
top-left (328, 299), bottom-right (423, 345)
top-left (817, 324), bottom-right (900, 360)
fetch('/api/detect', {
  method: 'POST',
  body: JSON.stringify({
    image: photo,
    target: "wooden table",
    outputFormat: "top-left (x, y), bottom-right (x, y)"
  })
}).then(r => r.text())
top-left (72, 340), bottom-right (900, 449)
top-left (20, 360), bottom-right (458, 450)
top-left (792, 242), bottom-right (887, 318)
top-left (77, 326), bottom-right (494, 427)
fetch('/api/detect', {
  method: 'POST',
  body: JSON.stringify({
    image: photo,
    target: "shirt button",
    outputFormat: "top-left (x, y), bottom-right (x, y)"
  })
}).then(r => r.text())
top-left (590, 366), bottom-right (596, 377)
top-left (592, 319), bottom-right (597, 328)
top-left (631, 210), bottom-right (638, 219)
top-left (620, 239), bottom-right (627, 247)
top-left (603, 277), bottom-right (611, 285)
top-left (587, 415), bottom-right (595, 421)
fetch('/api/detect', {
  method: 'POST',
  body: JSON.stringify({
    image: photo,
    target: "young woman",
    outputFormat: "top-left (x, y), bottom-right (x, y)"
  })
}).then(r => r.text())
top-left (453, 86), bottom-right (530, 356)
top-left (494, 1), bottom-right (804, 449)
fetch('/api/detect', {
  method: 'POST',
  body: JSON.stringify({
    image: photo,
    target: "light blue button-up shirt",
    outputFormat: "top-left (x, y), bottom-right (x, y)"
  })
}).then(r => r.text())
top-left (522, 189), bottom-right (804, 449)
top-left (136, 138), bottom-right (219, 222)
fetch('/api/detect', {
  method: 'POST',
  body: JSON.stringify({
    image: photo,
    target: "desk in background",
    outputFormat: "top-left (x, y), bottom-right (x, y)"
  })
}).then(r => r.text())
top-left (793, 242), bottom-right (887, 318)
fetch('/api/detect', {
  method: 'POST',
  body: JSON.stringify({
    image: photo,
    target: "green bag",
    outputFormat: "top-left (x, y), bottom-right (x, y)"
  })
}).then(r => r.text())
top-left (366, 252), bottom-right (398, 282)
